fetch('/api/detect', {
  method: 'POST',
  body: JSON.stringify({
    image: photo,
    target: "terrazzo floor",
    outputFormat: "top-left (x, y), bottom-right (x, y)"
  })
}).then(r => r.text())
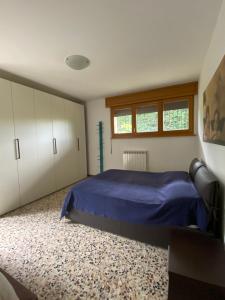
top-left (0, 187), bottom-right (168, 300)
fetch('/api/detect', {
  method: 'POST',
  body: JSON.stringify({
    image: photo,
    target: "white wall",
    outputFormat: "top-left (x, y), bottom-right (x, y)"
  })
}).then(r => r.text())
top-left (86, 98), bottom-right (199, 175)
top-left (198, 0), bottom-right (225, 232)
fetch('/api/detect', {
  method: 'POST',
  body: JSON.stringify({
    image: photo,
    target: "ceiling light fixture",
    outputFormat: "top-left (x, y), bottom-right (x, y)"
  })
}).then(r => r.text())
top-left (65, 55), bottom-right (90, 70)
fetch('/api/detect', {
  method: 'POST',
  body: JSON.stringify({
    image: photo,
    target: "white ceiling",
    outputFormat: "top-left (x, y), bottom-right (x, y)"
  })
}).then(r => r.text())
top-left (0, 0), bottom-right (222, 101)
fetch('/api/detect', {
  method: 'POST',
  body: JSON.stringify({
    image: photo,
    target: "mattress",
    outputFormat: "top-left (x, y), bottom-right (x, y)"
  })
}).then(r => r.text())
top-left (61, 169), bottom-right (208, 230)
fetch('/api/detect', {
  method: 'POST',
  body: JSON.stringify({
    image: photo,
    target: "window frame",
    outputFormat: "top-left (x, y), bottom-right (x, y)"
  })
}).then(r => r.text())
top-left (111, 95), bottom-right (194, 139)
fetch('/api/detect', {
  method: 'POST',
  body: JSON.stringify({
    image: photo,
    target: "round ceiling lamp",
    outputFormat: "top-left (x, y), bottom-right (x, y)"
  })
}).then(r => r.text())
top-left (65, 55), bottom-right (90, 70)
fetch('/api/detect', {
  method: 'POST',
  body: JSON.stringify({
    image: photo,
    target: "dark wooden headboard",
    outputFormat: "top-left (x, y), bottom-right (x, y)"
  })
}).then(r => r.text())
top-left (190, 160), bottom-right (223, 241)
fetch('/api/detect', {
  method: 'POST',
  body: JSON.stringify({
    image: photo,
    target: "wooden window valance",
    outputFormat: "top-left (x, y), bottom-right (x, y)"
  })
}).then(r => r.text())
top-left (105, 82), bottom-right (198, 108)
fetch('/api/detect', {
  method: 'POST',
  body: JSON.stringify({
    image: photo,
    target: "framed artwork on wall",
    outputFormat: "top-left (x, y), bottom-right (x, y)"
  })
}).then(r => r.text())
top-left (203, 55), bottom-right (225, 146)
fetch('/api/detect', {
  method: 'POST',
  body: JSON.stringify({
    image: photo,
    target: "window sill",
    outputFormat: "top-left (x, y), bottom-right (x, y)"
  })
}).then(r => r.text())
top-left (112, 131), bottom-right (196, 139)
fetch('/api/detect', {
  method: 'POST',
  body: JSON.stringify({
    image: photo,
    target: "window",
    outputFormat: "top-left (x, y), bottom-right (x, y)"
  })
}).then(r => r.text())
top-left (113, 108), bottom-right (132, 134)
top-left (136, 104), bottom-right (158, 133)
top-left (163, 99), bottom-right (189, 131)
top-left (111, 97), bottom-right (194, 138)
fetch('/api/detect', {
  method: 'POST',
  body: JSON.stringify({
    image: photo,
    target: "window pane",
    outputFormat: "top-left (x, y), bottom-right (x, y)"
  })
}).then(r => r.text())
top-left (163, 100), bottom-right (189, 131)
top-left (114, 108), bottom-right (132, 134)
top-left (136, 105), bottom-right (158, 133)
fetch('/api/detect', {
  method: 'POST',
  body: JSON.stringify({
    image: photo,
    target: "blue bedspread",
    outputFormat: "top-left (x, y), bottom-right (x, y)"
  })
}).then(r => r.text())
top-left (61, 169), bottom-right (208, 230)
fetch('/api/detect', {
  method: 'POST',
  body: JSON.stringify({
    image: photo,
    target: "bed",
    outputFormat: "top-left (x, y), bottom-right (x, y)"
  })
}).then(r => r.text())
top-left (61, 159), bottom-right (223, 248)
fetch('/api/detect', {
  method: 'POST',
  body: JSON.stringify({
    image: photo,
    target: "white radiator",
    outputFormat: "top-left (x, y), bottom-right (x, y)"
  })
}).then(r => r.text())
top-left (123, 151), bottom-right (147, 171)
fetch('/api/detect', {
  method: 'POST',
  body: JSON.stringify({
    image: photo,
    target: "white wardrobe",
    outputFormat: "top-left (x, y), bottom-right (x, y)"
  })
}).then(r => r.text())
top-left (0, 77), bottom-right (87, 215)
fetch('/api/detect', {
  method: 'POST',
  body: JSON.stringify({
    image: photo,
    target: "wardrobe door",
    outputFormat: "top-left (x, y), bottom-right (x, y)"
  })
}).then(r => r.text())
top-left (52, 95), bottom-right (68, 190)
top-left (34, 90), bottom-right (55, 198)
top-left (74, 103), bottom-right (87, 179)
top-left (11, 83), bottom-right (39, 205)
top-left (64, 100), bottom-right (79, 185)
top-left (0, 78), bottom-right (20, 215)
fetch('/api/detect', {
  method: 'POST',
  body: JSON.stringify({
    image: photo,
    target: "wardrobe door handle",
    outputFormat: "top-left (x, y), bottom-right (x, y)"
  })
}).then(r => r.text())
top-left (77, 137), bottom-right (80, 151)
top-left (14, 138), bottom-right (20, 160)
top-left (55, 138), bottom-right (57, 154)
top-left (53, 138), bottom-right (57, 154)
top-left (53, 138), bottom-right (55, 154)
top-left (17, 139), bottom-right (21, 159)
top-left (14, 139), bottom-right (18, 160)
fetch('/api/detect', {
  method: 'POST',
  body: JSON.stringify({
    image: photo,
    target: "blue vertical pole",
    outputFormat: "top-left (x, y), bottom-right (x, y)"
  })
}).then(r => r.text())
top-left (99, 121), bottom-right (104, 173)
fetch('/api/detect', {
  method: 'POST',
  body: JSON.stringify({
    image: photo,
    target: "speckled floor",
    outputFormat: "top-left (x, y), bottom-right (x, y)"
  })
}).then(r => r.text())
top-left (0, 187), bottom-right (168, 300)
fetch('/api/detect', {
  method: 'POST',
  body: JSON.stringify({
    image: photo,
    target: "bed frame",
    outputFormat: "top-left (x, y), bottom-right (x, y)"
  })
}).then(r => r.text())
top-left (68, 209), bottom-right (188, 248)
top-left (67, 162), bottom-right (223, 249)
top-left (68, 205), bottom-right (222, 249)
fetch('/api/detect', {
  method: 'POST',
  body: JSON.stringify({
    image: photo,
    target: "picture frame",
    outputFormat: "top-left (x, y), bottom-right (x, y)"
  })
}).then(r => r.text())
top-left (203, 55), bottom-right (225, 146)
